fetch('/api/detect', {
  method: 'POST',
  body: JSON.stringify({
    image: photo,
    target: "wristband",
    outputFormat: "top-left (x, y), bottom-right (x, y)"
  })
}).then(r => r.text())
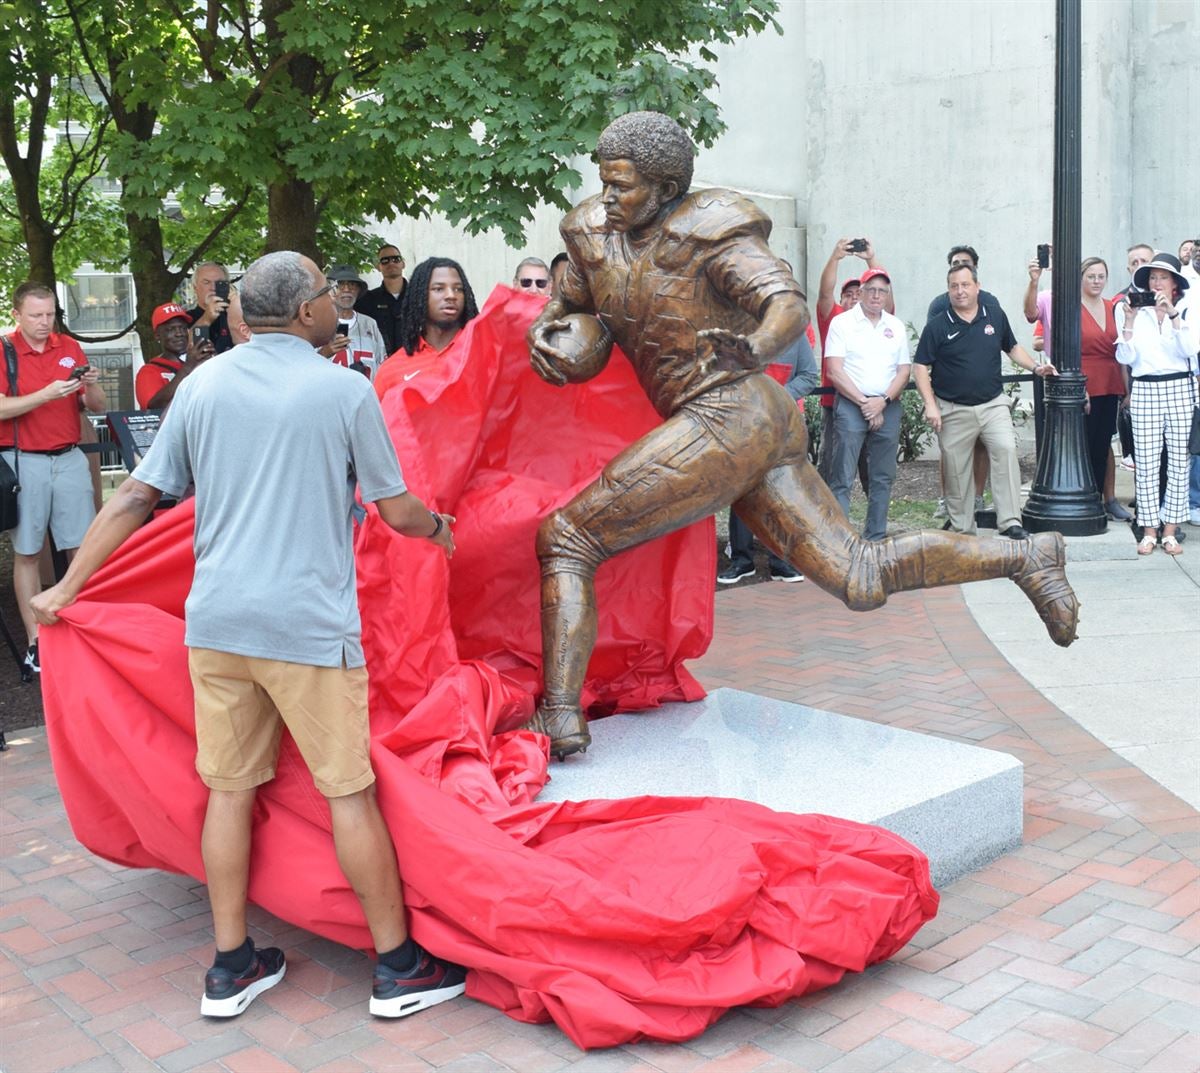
top-left (426, 511), bottom-right (443, 539)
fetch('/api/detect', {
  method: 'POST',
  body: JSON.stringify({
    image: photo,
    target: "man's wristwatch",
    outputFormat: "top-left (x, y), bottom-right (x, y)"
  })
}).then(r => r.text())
top-left (426, 511), bottom-right (443, 539)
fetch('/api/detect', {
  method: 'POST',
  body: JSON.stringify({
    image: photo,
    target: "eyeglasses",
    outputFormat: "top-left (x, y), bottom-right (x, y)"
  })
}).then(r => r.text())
top-left (379, 255), bottom-right (403, 265)
top-left (519, 278), bottom-right (549, 289)
top-left (862, 287), bottom-right (890, 297)
top-left (301, 283), bottom-right (335, 307)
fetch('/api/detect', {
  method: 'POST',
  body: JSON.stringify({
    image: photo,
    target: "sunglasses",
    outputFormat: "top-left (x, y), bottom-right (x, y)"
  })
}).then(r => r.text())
top-left (378, 255), bottom-right (403, 265)
top-left (519, 278), bottom-right (549, 289)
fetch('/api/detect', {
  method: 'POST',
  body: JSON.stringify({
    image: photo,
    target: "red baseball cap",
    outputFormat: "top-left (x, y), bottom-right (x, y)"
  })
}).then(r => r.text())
top-left (859, 267), bottom-right (892, 285)
top-left (840, 279), bottom-right (860, 295)
top-left (152, 302), bottom-right (189, 331)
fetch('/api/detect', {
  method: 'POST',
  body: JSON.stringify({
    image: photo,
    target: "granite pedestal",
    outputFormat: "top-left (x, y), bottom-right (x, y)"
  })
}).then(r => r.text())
top-left (537, 688), bottom-right (1022, 887)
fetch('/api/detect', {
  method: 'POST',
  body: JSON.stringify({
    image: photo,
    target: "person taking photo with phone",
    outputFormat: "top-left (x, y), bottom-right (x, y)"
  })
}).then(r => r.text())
top-left (1, 281), bottom-right (106, 681)
top-left (136, 302), bottom-right (216, 410)
top-left (1024, 251), bottom-right (1131, 522)
top-left (187, 262), bottom-right (234, 354)
top-left (1115, 253), bottom-right (1198, 556)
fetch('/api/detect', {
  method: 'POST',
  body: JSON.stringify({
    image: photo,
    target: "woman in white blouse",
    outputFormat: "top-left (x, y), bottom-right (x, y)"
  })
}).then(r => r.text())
top-left (1115, 253), bottom-right (1198, 555)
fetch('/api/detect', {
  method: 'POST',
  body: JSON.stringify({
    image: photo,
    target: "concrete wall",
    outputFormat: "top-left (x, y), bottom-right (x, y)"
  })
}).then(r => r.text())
top-left (1129, 0), bottom-right (1200, 251)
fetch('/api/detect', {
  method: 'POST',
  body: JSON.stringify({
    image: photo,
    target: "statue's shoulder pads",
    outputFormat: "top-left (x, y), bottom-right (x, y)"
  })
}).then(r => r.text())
top-left (560, 196), bottom-right (608, 244)
top-left (662, 189), bottom-right (773, 245)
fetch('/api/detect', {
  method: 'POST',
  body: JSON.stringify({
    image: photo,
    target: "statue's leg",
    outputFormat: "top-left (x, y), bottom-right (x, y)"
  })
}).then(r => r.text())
top-left (535, 387), bottom-right (789, 757)
top-left (738, 456), bottom-right (1079, 647)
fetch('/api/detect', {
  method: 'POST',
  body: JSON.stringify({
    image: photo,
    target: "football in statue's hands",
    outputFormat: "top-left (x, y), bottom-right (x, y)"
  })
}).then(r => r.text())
top-left (545, 314), bottom-right (614, 383)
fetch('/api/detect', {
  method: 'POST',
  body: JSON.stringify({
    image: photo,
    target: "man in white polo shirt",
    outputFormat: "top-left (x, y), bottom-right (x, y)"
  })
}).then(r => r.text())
top-left (823, 268), bottom-right (910, 541)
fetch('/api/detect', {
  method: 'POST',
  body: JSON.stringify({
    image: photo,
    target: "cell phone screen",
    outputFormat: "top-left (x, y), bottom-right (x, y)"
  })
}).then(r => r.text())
top-left (336, 321), bottom-right (351, 337)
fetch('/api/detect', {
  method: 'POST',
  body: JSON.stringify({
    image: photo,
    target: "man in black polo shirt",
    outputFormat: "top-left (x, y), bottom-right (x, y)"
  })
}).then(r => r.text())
top-left (355, 244), bottom-right (407, 356)
top-left (915, 264), bottom-right (1056, 539)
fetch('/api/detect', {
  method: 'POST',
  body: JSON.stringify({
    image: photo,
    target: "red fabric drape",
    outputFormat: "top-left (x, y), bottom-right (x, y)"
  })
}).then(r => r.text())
top-left (40, 287), bottom-right (937, 1049)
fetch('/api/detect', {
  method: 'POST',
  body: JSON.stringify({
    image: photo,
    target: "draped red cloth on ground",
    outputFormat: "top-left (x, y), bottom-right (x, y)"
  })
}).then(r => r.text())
top-left (40, 286), bottom-right (937, 1049)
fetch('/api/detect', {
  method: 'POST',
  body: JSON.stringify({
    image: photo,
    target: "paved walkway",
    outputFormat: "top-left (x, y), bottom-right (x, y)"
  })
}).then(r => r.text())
top-left (2, 521), bottom-right (1199, 1072)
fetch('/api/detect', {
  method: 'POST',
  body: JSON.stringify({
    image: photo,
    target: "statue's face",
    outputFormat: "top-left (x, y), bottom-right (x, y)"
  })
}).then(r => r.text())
top-left (599, 159), bottom-right (672, 235)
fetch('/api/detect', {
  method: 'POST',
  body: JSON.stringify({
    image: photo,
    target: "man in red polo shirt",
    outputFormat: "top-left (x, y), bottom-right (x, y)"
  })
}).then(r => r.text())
top-left (136, 302), bottom-right (214, 409)
top-left (1, 282), bottom-right (106, 677)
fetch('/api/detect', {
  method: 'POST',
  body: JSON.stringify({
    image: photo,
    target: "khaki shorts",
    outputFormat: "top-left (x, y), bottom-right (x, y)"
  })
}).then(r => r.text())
top-left (188, 648), bottom-right (375, 797)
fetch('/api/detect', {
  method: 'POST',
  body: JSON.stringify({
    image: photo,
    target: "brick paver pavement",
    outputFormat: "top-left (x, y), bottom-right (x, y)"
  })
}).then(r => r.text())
top-left (2, 582), bottom-right (1198, 1072)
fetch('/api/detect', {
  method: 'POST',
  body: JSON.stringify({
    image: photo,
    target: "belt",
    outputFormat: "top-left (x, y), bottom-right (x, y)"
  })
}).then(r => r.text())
top-left (22, 444), bottom-right (78, 456)
top-left (1132, 372), bottom-right (1190, 382)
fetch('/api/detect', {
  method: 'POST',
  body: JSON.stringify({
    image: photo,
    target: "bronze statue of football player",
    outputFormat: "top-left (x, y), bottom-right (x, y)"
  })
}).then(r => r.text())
top-left (528, 111), bottom-right (1077, 759)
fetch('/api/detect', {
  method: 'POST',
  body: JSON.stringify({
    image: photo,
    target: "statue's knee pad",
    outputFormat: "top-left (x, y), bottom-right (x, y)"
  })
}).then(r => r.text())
top-left (536, 509), bottom-right (604, 573)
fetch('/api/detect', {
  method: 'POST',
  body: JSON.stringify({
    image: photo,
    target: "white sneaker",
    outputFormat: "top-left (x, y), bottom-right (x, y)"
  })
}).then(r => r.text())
top-left (933, 498), bottom-right (948, 519)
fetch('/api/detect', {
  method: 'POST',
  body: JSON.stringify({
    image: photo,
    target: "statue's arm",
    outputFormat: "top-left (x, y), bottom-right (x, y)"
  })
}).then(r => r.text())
top-left (528, 252), bottom-right (595, 386)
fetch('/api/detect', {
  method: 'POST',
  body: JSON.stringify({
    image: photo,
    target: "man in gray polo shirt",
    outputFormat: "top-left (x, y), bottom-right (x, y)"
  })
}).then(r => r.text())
top-left (31, 251), bottom-right (467, 1021)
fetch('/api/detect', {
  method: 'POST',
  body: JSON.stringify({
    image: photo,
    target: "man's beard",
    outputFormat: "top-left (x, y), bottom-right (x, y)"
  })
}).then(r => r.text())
top-left (428, 314), bottom-right (461, 332)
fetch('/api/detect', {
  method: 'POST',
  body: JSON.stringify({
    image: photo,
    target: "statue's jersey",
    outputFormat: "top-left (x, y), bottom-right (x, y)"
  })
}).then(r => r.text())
top-left (558, 189), bottom-right (804, 419)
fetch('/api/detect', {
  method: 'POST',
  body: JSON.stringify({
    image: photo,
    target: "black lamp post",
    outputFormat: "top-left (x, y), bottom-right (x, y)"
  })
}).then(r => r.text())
top-left (1022, 0), bottom-right (1106, 536)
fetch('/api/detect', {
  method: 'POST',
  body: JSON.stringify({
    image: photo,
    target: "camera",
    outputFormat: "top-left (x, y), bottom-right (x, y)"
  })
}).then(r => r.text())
top-left (1128, 291), bottom-right (1157, 308)
top-left (1037, 244), bottom-right (1050, 269)
top-left (68, 365), bottom-right (91, 381)
top-left (847, 238), bottom-right (868, 253)
top-left (192, 325), bottom-right (210, 344)
top-left (214, 280), bottom-right (230, 301)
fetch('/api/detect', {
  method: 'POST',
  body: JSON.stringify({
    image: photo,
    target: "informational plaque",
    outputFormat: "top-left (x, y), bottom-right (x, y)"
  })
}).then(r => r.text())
top-left (107, 410), bottom-right (162, 472)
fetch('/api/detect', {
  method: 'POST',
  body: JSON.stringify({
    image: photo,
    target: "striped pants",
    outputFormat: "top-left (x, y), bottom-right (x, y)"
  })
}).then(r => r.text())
top-left (1130, 375), bottom-right (1194, 527)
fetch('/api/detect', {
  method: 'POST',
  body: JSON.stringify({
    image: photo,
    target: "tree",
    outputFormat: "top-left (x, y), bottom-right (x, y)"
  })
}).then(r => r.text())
top-left (0, 0), bottom-right (120, 302)
top-left (148, 0), bottom-right (780, 254)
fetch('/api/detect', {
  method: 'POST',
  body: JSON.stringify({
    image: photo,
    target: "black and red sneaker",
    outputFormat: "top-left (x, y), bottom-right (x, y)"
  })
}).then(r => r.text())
top-left (370, 946), bottom-right (466, 1018)
top-left (200, 943), bottom-right (286, 1017)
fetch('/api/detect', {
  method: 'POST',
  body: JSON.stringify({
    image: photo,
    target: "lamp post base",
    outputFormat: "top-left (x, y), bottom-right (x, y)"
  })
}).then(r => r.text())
top-left (1022, 372), bottom-right (1107, 536)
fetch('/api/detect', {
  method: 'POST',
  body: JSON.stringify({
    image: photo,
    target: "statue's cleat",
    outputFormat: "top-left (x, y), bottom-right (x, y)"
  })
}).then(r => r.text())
top-left (526, 704), bottom-right (591, 760)
top-left (1012, 531), bottom-right (1079, 647)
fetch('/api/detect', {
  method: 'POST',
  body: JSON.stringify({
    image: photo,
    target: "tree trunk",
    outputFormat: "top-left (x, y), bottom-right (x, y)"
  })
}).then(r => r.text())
top-left (125, 211), bottom-right (179, 360)
top-left (266, 178), bottom-right (320, 261)
top-left (1, 71), bottom-right (60, 315)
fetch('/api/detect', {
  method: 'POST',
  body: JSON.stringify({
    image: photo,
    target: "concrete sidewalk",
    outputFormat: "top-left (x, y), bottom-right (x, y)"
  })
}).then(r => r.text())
top-left (2, 505), bottom-right (1198, 1071)
top-left (966, 520), bottom-right (1200, 810)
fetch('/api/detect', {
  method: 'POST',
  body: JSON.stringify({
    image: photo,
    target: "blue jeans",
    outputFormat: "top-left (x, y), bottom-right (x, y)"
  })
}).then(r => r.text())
top-left (829, 396), bottom-right (900, 542)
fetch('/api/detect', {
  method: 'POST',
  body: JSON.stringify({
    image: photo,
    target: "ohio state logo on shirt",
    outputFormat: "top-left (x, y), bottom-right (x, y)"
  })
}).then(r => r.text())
top-left (883, 328), bottom-right (894, 339)
top-left (984, 324), bottom-right (995, 335)
top-left (59, 356), bottom-right (79, 369)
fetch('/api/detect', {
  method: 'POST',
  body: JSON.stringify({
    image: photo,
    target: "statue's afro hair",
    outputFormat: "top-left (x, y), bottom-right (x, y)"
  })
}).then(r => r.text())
top-left (595, 111), bottom-right (694, 192)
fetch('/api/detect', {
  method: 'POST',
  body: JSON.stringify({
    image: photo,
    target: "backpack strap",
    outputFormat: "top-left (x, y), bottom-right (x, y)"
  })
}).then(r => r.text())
top-left (2, 335), bottom-right (18, 485)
